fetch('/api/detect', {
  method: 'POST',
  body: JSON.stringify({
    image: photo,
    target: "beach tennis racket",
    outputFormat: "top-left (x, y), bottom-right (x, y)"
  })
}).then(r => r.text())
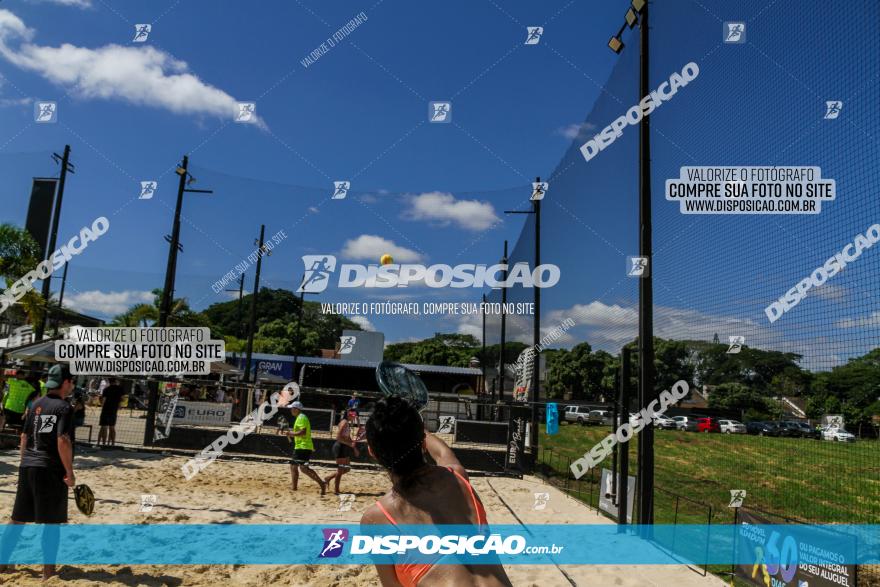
top-left (375, 361), bottom-right (429, 411)
top-left (74, 484), bottom-right (95, 516)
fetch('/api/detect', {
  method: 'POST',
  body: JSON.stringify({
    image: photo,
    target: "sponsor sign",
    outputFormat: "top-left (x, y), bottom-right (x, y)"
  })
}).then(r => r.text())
top-left (506, 406), bottom-right (530, 474)
top-left (172, 401), bottom-right (233, 426)
top-left (736, 508), bottom-right (857, 587)
top-left (598, 469), bottom-right (634, 524)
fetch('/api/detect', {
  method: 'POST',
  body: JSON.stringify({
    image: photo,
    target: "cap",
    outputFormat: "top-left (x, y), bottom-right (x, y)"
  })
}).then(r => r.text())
top-left (45, 364), bottom-right (72, 389)
top-left (290, 401), bottom-right (304, 410)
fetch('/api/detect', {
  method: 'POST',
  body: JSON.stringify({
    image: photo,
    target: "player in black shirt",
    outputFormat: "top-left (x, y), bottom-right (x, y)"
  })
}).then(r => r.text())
top-left (1, 364), bottom-right (76, 580)
top-left (98, 378), bottom-right (125, 446)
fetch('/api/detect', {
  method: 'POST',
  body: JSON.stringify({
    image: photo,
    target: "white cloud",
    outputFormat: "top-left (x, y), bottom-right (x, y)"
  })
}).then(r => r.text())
top-left (836, 312), bottom-right (880, 329)
top-left (813, 284), bottom-right (847, 302)
top-left (308, 206), bottom-right (320, 214)
top-left (0, 9), bottom-right (265, 126)
top-left (0, 97), bottom-right (30, 107)
top-left (404, 192), bottom-right (500, 231)
top-left (28, 0), bottom-right (92, 7)
top-left (63, 290), bottom-right (153, 316)
top-left (350, 315), bottom-right (375, 331)
top-left (555, 122), bottom-right (596, 140)
top-left (340, 234), bottom-right (422, 263)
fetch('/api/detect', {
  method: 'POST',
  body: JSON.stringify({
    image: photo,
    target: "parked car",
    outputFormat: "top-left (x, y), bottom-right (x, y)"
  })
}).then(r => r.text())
top-left (746, 421), bottom-right (780, 436)
top-left (587, 409), bottom-right (612, 426)
top-left (774, 421), bottom-right (803, 438)
top-left (654, 415), bottom-right (678, 430)
top-left (563, 405), bottom-right (591, 425)
top-left (697, 417), bottom-right (720, 433)
top-left (718, 419), bottom-right (747, 434)
top-left (822, 427), bottom-right (856, 442)
top-left (672, 415), bottom-right (699, 431)
top-left (779, 421), bottom-right (820, 439)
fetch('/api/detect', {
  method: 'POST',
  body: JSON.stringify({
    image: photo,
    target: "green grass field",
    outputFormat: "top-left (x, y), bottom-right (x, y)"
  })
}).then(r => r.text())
top-left (539, 422), bottom-right (880, 525)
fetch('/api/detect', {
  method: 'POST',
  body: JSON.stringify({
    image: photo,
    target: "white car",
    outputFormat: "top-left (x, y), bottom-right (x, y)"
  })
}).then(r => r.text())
top-left (718, 419), bottom-right (747, 434)
top-left (653, 415), bottom-right (678, 430)
top-left (821, 427), bottom-right (856, 442)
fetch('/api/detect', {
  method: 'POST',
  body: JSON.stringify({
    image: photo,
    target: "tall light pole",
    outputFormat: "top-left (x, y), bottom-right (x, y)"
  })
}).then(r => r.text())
top-left (146, 155), bottom-right (212, 445)
top-left (608, 0), bottom-right (655, 525)
top-left (498, 241), bottom-right (508, 401)
top-left (35, 145), bottom-right (74, 341)
top-left (505, 177), bottom-right (544, 468)
top-left (225, 273), bottom-right (245, 363)
top-left (243, 225), bottom-right (268, 383)
top-left (158, 155), bottom-right (213, 327)
top-left (292, 274), bottom-right (318, 384)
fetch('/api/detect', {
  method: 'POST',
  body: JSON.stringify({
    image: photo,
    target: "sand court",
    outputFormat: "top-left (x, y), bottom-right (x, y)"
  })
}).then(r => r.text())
top-left (0, 449), bottom-right (723, 586)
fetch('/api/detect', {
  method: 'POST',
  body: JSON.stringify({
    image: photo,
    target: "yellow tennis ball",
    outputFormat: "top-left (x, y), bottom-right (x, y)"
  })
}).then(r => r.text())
top-left (380, 254), bottom-right (393, 265)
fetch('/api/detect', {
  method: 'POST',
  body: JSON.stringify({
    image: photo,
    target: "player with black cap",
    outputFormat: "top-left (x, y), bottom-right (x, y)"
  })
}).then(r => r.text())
top-left (1, 364), bottom-right (77, 580)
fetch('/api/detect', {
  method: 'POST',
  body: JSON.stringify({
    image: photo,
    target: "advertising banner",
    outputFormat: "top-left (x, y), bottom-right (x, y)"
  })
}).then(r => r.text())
top-left (172, 401), bottom-right (234, 426)
top-left (735, 508), bottom-right (857, 587)
top-left (506, 405), bottom-right (530, 474)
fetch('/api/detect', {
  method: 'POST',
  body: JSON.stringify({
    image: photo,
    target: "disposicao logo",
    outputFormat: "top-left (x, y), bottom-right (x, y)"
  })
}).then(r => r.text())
top-left (319, 528), bottom-right (349, 558)
top-left (298, 255), bottom-right (560, 292)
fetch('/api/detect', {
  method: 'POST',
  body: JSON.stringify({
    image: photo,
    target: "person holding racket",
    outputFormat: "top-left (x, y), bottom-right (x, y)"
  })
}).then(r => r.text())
top-left (286, 401), bottom-right (327, 495)
top-left (360, 363), bottom-right (512, 587)
top-left (323, 409), bottom-right (360, 494)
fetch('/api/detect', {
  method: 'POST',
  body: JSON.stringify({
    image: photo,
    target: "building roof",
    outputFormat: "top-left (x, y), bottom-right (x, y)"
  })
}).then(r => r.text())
top-left (229, 352), bottom-right (481, 376)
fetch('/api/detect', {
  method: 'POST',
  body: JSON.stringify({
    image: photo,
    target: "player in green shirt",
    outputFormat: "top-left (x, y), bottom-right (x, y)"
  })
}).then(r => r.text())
top-left (287, 401), bottom-right (326, 495)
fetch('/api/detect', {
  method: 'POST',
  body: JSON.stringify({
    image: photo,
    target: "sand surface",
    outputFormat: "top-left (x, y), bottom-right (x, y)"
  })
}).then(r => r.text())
top-left (0, 448), bottom-right (723, 586)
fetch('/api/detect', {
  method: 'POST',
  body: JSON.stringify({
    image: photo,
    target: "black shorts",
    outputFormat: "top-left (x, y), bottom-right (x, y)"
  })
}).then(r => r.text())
top-left (99, 410), bottom-right (118, 426)
top-left (290, 449), bottom-right (312, 465)
top-left (332, 442), bottom-right (352, 460)
top-left (4, 410), bottom-right (24, 429)
top-left (12, 467), bottom-right (69, 524)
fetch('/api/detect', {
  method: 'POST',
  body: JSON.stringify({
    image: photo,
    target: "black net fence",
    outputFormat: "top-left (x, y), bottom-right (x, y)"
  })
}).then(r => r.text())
top-left (489, 0), bottom-right (880, 535)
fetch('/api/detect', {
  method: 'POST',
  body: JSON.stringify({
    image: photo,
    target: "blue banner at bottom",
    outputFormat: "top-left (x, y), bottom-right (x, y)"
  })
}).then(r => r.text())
top-left (0, 524), bottom-right (877, 566)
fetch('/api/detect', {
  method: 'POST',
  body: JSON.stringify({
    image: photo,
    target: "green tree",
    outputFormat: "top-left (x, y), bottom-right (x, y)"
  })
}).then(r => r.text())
top-left (0, 224), bottom-right (47, 328)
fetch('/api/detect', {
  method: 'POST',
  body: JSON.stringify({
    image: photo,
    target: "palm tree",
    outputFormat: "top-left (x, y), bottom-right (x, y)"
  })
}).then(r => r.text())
top-left (0, 224), bottom-right (47, 327)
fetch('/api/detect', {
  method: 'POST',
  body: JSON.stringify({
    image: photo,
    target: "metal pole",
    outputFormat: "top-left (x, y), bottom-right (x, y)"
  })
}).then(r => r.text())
top-left (618, 346), bottom-right (631, 526)
top-left (51, 261), bottom-right (69, 334)
top-left (159, 155), bottom-right (188, 328)
top-left (243, 225), bottom-right (265, 383)
top-left (35, 145), bottom-right (71, 341)
top-left (481, 293), bottom-right (487, 414)
top-left (499, 241), bottom-right (508, 401)
top-left (292, 286), bottom-right (304, 383)
top-left (636, 2), bottom-right (655, 526)
top-left (531, 179), bottom-right (541, 469)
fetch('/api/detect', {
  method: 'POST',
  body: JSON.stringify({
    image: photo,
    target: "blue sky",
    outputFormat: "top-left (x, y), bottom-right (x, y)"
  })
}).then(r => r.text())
top-left (0, 0), bottom-right (877, 371)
